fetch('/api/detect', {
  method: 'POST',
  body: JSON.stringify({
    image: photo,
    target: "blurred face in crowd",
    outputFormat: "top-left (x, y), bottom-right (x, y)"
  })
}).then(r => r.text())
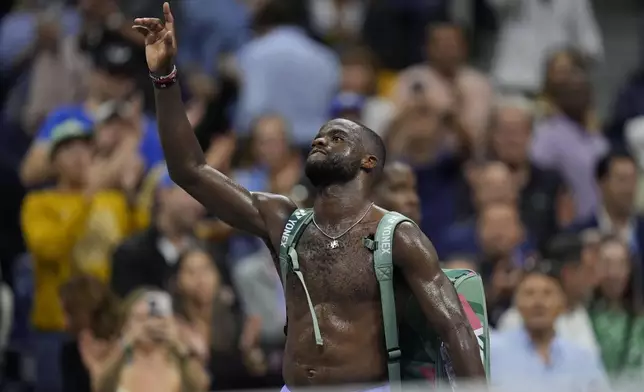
top-left (88, 69), bottom-right (136, 104)
top-left (373, 162), bottom-right (421, 223)
top-left (177, 250), bottom-right (220, 306)
top-left (158, 185), bottom-right (205, 232)
top-left (546, 52), bottom-right (580, 91)
top-left (472, 162), bottom-right (517, 210)
top-left (392, 110), bottom-right (445, 165)
top-left (341, 59), bottom-right (376, 95)
top-left (477, 203), bottom-right (524, 259)
top-left (516, 273), bottom-right (565, 332)
top-left (53, 139), bottom-right (93, 188)
top-left (252, 115), bottom-right (290, 170)
top-left (552, 70), bottom-right (592, 121)
top-left (124, 296), bottom-right (155, 348)
top-left (427, 24), bottom-right (467, 75)
top-left (305, 119), bottom-right (365, 187)
top-left (95, 116), bottom-right (138, 156)
top-left (600, 157), bottom-right (637, 216)
top-left (598, 239), bottom-right (631, 301)
top-left (490, 106), bottom-right (532, 168)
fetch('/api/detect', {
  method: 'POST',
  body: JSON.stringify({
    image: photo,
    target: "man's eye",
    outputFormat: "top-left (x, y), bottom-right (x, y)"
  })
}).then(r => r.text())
top-left (332, 136), bottom-right (342, 142)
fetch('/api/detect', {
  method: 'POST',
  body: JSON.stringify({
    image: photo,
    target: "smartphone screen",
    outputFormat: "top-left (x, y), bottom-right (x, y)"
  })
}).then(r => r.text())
top-left (146, 291), bottom-right (172, 317)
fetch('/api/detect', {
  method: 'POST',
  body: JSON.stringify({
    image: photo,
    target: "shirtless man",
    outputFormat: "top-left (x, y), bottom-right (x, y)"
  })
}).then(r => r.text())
top-left (133, 3), bottom-right (485, 388)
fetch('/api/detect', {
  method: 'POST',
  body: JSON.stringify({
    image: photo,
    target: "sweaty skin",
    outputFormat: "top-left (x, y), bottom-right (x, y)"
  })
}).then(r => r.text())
top-left (134, 3), bottom-right (485, 387)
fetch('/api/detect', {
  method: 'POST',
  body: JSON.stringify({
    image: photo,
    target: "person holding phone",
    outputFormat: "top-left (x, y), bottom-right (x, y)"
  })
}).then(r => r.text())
top-left (93, 289), bottom-right (209, 392)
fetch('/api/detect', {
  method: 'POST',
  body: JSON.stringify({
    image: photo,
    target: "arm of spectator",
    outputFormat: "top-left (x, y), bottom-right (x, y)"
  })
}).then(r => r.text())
top-left (93, 341), bottom-right (129, 392)
top-left (195, 220), bottom-right (234, 243)
top-left (20, 142), bottom-right (53, 186)
top-left (21, 194), bottom-right (93, 262)
top-left (20, 108), bottom-right (81, 186)
top-left (462, 75), bottom-right (494, 155)
top-left (178, 352), bottom-right (210, 392)
top-left (571, 0), bottom-right (604, 61)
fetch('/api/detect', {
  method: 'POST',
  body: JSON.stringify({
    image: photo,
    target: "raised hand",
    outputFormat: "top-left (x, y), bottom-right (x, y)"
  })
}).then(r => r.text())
top-left (132, 2), bottom-right (176, 74)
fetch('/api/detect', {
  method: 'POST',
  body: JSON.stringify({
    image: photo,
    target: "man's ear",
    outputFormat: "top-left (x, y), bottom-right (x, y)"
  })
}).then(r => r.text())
top-left (361, 155), bottom-right (378, 171)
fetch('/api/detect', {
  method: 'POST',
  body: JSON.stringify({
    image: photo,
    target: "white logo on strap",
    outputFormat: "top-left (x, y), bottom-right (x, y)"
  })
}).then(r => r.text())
top-left (294, 209), bottom-right (307, 220)
top-left (281, 210), bottom-right (308, 247)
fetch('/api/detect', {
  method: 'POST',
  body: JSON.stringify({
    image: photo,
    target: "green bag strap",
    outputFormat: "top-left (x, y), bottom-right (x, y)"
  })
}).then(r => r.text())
top-left (278, 208), bottom-right (324, 346)
top-left (367, 211), bottom-right (415, 392)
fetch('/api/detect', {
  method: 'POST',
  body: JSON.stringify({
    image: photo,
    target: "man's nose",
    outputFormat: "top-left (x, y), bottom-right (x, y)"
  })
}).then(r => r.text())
top-left (311, 136), bottom-right (327, 149)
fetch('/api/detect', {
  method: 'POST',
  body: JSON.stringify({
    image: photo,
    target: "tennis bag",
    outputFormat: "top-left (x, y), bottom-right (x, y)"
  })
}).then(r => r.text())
top-left (278, 209), bottom-right (490, 392)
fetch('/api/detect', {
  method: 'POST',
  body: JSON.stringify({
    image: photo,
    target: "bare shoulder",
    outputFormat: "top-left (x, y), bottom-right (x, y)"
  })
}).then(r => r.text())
top-left (251, 191), bottom-right (298, 242)
top-left (392, 222), bottom-right (440, 270)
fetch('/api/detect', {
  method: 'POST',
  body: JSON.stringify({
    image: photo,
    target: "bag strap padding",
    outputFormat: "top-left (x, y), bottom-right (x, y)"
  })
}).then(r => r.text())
top-left (370, 211), bottom-right (415, 392)
top-left (278, 209), bottom-right (323, 345)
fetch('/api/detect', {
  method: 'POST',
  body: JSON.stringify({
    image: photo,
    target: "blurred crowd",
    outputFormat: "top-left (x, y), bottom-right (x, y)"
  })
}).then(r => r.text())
top-left (1, 0), bottom-right (644, 391)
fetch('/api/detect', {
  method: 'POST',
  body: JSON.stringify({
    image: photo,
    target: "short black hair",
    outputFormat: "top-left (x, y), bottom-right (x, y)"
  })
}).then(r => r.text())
top-left (359, 124), bottom-right (386, 182)
top-left (252, 0), bottom-right (299, 31)
top-left (519, 259), bottom-right (565, 290)
top-left (544, 233), bottom-right (584, 278)
top-left (426, 21), bottom-right (467, 42)
top-left (595, 148), bottom-right (636, 181)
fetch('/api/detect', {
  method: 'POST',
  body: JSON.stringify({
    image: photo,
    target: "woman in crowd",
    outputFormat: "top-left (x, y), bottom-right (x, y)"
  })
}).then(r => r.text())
top-left (537, 48), bottom-right (599, 131)
top-left (93, 287), bottom-right (209, 392)
top-left (172, 247), bottom-right (257, 390)
top-left (590, 236), bottom-right (644, 378)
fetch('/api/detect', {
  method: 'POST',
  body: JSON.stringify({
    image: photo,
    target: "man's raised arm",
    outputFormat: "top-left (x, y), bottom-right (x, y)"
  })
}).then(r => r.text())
top-left (133, 3), bottom-right (295, 239)
top-left (393, 223), bottom-right (486, 379)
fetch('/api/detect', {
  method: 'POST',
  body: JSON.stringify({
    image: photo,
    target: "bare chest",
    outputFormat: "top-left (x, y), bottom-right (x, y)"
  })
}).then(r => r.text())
top-left (121, 360), bottom-right (180, 392)
top-left (283, 222), bottom-right (380, 304)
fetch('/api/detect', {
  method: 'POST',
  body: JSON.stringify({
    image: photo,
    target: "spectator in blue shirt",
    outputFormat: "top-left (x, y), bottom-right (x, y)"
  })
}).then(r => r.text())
top-left (19, 38), bottom-right (163, 187)
top-left (235, 0), bottom-right (339, 150)
top-left (492, 262), bottom-right (610, 392)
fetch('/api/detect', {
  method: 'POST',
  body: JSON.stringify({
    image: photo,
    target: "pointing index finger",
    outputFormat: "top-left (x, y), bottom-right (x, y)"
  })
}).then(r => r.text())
top-left (163, 2), bottom-right (174, 29)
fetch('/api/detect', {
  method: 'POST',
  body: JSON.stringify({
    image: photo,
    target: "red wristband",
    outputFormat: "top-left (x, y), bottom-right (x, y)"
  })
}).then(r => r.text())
top-left (150, 65), bottom-right (178, 89)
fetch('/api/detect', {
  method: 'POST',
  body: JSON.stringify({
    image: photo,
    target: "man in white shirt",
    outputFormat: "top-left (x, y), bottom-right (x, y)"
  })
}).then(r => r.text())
top-left (488, 0), bottom-right (603, 95)
top-left (496, 233), bottom-right (600, 355)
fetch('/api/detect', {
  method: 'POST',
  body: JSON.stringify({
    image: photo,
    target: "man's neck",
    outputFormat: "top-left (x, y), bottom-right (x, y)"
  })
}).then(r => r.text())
top-left (562, 111), bottom-right (587, 128)
top-left (313, 180), bottom-right (372, 225)
top-left (57, 180), bottom-right (84, 192)
top-left (604, 203), bottom-right (631, 228)
top-left (183, 299), bottom-right (212, 324)
top-left (527, 327), bottom-right (556, 364)
top-left (434, 65), bottom-right (459, 81)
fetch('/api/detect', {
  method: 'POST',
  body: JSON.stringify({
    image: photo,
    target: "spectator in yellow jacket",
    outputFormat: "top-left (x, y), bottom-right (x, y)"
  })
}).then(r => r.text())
top-left (21, 119), bottom-right (135, 392)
